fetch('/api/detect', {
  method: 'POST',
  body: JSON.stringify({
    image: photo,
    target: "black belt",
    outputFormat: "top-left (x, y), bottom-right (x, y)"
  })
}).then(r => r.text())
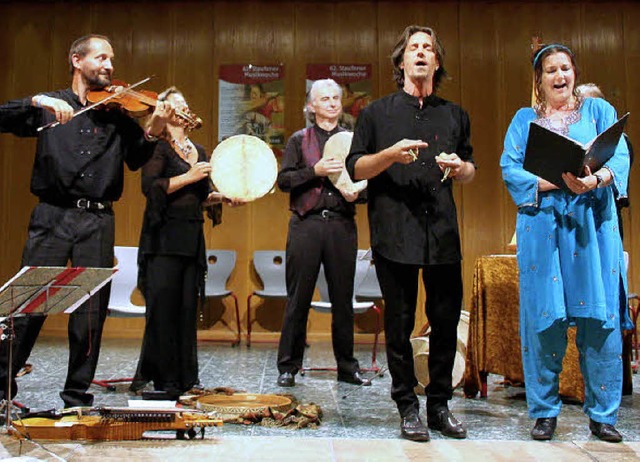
top-left (43, 198), bottom-right (113, 211)
top-left (309, 209), bottom-right (346, 220)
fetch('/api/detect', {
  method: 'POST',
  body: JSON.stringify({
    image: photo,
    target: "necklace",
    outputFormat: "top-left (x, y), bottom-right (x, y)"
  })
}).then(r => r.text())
top-left (534, 97), bottom-right (583, 136)
top-left (171, 137), bottom-right (193, 161)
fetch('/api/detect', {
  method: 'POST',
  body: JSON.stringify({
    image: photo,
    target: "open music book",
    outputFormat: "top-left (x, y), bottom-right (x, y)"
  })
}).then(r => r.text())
top-left (523, 113), bottom-right (629, 192)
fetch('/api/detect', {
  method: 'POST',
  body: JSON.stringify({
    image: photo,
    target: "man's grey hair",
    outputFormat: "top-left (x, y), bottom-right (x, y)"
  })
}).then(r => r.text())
top-left (304, 79), bottom-right (342, 122)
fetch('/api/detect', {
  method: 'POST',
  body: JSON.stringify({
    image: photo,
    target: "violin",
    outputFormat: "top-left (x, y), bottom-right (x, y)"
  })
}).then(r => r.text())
top-left (37, 76), bottom-right (203, 132)
top-left (88, 79), bottom-right (203, 131)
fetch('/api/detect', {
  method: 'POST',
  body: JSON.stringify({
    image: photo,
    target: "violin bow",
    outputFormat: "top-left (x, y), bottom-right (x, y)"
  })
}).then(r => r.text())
top-left (37, 75), bottom-right (154, 132)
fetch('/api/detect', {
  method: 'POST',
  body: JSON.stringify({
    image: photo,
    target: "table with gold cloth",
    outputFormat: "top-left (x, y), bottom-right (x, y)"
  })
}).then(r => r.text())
top-left (463, 255), bottom-right (632, 402)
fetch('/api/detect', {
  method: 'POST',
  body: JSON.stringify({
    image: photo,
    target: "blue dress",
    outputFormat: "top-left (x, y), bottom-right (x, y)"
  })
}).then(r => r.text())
top-left (500, 97), bottom-right (631, 423)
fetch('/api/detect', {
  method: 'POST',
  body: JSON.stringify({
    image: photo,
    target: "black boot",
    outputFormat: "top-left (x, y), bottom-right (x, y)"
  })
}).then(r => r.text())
top-left (589, 419), bottom-right (623, 443)
top-left (531, 417), bottom-right (557, 441)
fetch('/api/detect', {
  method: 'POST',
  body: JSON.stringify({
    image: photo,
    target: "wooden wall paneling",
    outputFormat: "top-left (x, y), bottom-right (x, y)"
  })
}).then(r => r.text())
top-left (458, 3), bottom-right (504, 308)
top-left (493, 2), bottom-right (540, 256)
top-left (525, 2), bottom-right (582, 51)
top-left (579, 3), bottom-right (627, 112)
top-left (623, 2), bottom-right (640, 293)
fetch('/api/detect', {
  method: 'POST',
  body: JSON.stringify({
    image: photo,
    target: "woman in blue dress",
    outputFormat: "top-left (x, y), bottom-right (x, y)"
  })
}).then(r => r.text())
top-left (500, 44), bottom-right (631, 442)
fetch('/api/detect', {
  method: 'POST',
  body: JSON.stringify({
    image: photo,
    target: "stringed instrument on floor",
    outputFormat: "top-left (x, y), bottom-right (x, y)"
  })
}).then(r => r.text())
top-left (9, 406), bottom-right (223, 441)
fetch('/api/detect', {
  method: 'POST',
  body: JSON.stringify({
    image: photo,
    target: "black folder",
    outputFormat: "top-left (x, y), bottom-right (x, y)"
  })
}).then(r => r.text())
top-left (523, 112), bottom-right (629, 191)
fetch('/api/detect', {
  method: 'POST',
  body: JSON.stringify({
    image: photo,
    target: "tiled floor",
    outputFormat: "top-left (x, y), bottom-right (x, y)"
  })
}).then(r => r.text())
top-left (1, 337), bottom-right (639, 461)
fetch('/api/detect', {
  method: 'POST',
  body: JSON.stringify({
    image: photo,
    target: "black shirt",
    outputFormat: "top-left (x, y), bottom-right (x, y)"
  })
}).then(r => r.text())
top-left (346, 91), bottom-right (475, 266)
top-left (139, 140), bottom-right (210, 258)
top-left (278, 124), bottom-right (355, 217)
top-left (0, 88), bottom-right (154, 203)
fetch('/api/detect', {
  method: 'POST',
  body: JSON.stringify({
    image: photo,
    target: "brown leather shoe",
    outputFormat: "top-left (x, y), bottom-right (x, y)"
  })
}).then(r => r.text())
top-left (589, 419), bottom-right (623, 443)
top-left (427, 409), bottom-right (467, 439)
top-left (531, 417), bottom-right (557, 440)
top-left (400, 412), bottom-right (430, 442)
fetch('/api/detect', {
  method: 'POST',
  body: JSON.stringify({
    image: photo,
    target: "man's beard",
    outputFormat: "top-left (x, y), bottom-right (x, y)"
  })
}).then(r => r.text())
top-left (85, 72), bottom-right (111, 90)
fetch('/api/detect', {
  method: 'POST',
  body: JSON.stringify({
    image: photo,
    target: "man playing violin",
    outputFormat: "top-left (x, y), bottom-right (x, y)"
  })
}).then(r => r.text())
top-left (0, 34), bottom-right (174, 409)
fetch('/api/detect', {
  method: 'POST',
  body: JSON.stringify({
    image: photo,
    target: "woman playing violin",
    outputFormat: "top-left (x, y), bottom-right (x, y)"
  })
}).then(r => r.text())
top-left (0, 34), bottom-right (174, 409)
top-left (131, 87), bottom-right (238, 399)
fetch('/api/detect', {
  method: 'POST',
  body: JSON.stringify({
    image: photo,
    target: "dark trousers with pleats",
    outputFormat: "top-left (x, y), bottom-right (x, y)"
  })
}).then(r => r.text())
top-left (373, 251), bottom-right (462, 418)
top-left (277, 213), bottom-right (359, 375)
top-left (0, 203), bottom-right (114, 407)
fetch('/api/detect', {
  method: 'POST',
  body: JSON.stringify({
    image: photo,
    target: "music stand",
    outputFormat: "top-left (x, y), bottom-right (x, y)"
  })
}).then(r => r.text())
top-left (0, 266), bottom-right (117, 432)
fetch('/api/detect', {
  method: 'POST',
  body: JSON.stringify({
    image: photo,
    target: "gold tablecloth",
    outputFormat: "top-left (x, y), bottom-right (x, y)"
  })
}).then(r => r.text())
top-left (462, 254), bottom-right (635, 403)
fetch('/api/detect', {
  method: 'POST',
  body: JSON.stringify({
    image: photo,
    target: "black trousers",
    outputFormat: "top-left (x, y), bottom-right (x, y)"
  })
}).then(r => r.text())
top-left (133, 254), bottom-right (199, 397)
top-left (373, 251), bottom-right (462, 417)
top-left (277, 212), bottom-right (359, 375)
top-left (0, 203), bottom-right (114, 407)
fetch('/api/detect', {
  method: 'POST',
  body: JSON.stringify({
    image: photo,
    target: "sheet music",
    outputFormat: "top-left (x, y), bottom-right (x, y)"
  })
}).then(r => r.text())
top-left (0, 267), bottom-right (117, 319)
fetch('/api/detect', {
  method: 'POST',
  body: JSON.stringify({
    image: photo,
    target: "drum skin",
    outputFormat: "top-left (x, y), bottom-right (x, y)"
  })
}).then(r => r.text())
top-left (322, 131), bottom-right (367, 195)
top-left (210, 135), bottom-right (277, 201)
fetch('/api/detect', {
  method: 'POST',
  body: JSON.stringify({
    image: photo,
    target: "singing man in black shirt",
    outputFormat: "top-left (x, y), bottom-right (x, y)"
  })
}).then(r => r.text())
top-left (276, 79), bottom-right (370, 388)
top-left (346, 25), bottom-right (476, 442)
top-left (0, 34), bottom-right (173, 408)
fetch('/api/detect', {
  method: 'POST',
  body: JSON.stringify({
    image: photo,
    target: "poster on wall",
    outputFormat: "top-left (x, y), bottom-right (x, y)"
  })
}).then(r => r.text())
top-left (218, 64), bottom-right (285, 155)
top-left (305, 64), bottom-right (372, 130)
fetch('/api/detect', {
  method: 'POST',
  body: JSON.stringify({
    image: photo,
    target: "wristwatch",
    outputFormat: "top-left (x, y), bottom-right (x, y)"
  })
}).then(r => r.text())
top-left (594, 173), bottom-right (604, 188)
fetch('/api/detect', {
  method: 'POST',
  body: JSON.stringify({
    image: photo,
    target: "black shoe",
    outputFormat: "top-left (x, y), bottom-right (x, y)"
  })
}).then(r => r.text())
top-left (337, 370), bottom-right (371, 386)
top-left (427, 409), bottom-right (467, 439)
top-left (277, 372), bottom-right (295, 387)
top-left (191, 382), bottom-right (205, 392)
top-left (400, 412), bottom-right (430, 442)
top-left (129, 379), bottom-right (149, 393)
top-left (589, 419), bottom-right (623, 443)
top-left (531, 417), bottom-right (557, 441)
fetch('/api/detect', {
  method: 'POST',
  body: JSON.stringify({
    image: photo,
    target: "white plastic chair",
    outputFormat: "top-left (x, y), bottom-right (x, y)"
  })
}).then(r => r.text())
top-left (246, 250), bottom-right (287, 347)
top-left (107, 246), bottom-right (145, 317)
top-left (354, 249), bottom-right (383, 301)
top-left (203, 249), bottom-right (241, 346)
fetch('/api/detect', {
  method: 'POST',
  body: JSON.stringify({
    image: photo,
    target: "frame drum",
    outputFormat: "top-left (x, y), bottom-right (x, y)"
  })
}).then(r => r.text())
top-left (322, 131), bottom-right (367, 194)
top-left (210, 135), bottom-right (277, 201)
top-left (412, 310), bottom-right (470, 393)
